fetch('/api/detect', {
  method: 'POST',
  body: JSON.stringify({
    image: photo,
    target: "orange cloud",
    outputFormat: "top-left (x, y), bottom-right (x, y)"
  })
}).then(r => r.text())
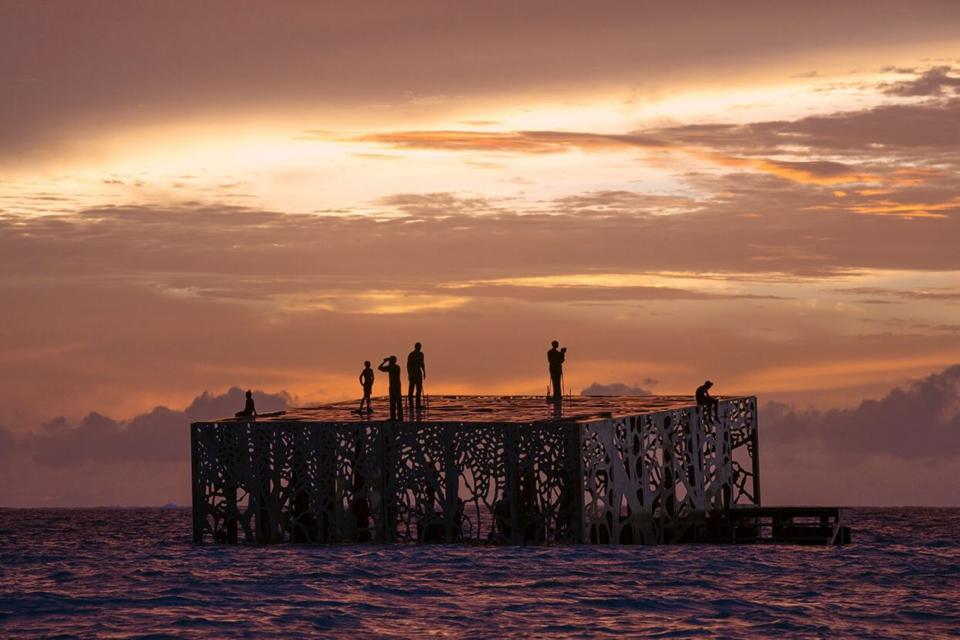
top-left (845, 196), bottom-right (960, 219)
top-left (350, 129), bottom-right (896, 188)
top-left (348, 130), bottom-right (665, 154)
top-left (702, 153), bottom-right (884, 186)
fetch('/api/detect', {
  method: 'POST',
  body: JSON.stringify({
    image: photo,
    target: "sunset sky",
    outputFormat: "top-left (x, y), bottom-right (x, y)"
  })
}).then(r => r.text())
top-left (2, 1), bottom-right (959, 506)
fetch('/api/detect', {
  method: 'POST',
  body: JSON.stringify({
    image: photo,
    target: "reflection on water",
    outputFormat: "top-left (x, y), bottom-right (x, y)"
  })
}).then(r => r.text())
top-left (1, 508), bottom-right (958, 638)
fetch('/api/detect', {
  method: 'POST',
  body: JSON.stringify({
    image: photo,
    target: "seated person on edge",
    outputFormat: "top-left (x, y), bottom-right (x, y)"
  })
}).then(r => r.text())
top-left (235, 389), bottom-right (257, 418)
top-left (695, 380), bottom-right (718, 419)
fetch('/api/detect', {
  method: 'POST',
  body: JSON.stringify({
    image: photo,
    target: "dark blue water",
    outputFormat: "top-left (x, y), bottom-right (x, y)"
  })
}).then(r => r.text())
top-left (1, 508), bottom-right (958, 638)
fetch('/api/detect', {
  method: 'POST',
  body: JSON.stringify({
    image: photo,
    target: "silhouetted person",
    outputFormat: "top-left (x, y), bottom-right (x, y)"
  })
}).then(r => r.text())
top-left (696, 380), bottom-right (719, 421)
top-left (407, 342), bottom-right (426, 411)
top-left (547, 340), bottom-right (566, 402)
top-left (379, 356), bottom-right (403, 421)
top-left (358, 361), bottom-right (374, 413)
top-left (235, 389), bottom-right (256, 418)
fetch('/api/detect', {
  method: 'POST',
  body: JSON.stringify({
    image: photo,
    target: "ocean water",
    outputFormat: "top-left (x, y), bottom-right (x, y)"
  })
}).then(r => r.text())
top-left (1, 508), bottom-right (958, 638)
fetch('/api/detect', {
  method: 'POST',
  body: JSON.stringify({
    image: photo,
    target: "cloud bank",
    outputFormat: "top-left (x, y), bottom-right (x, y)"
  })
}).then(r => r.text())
top-left (581, 382), bottom-right (655, 396)
top-left (2, 369), bottom-right (959, 506)
top-left (0, 388), bottom-right (290, 507)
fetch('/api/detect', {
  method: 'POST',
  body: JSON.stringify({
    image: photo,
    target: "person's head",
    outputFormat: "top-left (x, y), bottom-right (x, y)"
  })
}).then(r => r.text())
top-left (389, 355), bottom-right (397, 364)
top-left (414, 342), bottom-right (421, 351)
top-left (364, 360), bottom-right (371, 368)
top-left (551, 340), bottom-right (559, 348)
top-left (704, 380), bottom-right (713, 389)
top-left (245, 389), bottom-right (252, 398)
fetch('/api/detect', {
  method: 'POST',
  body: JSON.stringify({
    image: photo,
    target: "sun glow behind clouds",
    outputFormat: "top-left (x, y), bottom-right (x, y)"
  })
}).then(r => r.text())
top-left (277, 292), bottom-right (471, 315)
top-left (2, 62), bottom-right (936, 218)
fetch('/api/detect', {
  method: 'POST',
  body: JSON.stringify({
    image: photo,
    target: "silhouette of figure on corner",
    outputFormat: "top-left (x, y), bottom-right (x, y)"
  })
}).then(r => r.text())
top-left (379, 356), bottom-right (403, 421)
top-left (696, 380), bottom-right (719, 421)
top-left (407, 342), bottom-right (426, 412)
top-left (235, 389), bottom-right (257, 418)
top-left (547, 340), bottom-right (566, 403)
top-left (358, 361), bottom-right (374, 413)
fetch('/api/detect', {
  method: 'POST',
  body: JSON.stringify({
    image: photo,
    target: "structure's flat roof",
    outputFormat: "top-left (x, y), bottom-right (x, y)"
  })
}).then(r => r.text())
top-left (202, 395), bottom-right (743, 425)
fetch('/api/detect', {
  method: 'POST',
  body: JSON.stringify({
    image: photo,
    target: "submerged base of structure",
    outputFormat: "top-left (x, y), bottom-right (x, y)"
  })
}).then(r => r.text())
top-left (190, 395), bottom-right (849, 546)
top-left (703, 506), bottom-right (851, 545)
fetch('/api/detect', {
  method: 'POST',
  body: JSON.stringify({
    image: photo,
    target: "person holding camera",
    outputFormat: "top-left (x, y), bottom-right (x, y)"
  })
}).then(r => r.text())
top-left (378, 355), bottom-right (403, 421)
top-left (547, 340), bottom-right (567, 403)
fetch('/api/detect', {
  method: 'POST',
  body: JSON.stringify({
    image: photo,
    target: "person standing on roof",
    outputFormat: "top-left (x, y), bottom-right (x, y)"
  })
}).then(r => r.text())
top-left (547, 340), bottom-right (566, 403)
top-left (379, 356), bottom-right (403, 421)
top-left (406, 342), bottom-right (426, 412)
top-left (358, 361), bottom-right (374, 414)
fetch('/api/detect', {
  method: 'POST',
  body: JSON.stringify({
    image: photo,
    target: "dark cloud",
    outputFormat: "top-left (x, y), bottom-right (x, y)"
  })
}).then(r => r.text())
top-left (28, 388), bottom-right (291, 466)
top-left (646, 97), bottom-right (960, 155)
top-left (551, 191), bottom-right (701, 216)
top-left (763, 365), bottom-right (960, 459)
top-left (758, 365), bottom-right (960, 505)
top-left (581, 382), bottom-right (654, 396)
top-left (373, 192), bottom-right (499, 216)
top-left (773, 98), bottom-right (960, 153)
top-left (882, 65), bottom-right (960, 96)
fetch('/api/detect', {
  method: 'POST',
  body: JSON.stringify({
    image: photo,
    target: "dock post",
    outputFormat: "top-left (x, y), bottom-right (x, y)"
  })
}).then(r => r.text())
top-left (751, 401), bottom-right (762, 507)
top-left (505, 424), bottom-right (521, 545)
top-left (380, 422), bottom-right (397, 543)
top-left (444, 424), bottom-right (458, 543)
top-left (375, 422), bottom-right (387, 543)
top-left (251, 426), bottom-right (273, 544)
top-left (720, 405), bottom-right (732, 510)
top-left (569, 423), bottom-right (585, 543)
top-left (190, 425), bottom-right (203, 543)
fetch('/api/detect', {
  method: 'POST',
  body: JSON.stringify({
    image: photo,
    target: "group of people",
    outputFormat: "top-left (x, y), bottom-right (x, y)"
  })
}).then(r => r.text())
top-left (235, 338), bottom-right (722, 422)
top-left (359, 340), bottom-right (568, 420)
top-left (357, 342), bottom-right (426, 420)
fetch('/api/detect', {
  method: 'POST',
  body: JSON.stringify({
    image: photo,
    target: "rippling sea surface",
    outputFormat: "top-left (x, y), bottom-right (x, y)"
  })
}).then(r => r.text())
top-left (2, 508), bottom-right (959, 638)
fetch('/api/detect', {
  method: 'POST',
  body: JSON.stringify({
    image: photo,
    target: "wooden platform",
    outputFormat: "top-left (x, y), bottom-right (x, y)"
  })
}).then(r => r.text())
top-left (722, 506), bottom-right (851, 545)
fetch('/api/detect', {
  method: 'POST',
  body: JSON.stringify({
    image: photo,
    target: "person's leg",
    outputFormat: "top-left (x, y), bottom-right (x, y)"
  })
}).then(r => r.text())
top-left (551, 372), bottom-right (562, 401)
top-left (413, 378), bottom-right (423, 408)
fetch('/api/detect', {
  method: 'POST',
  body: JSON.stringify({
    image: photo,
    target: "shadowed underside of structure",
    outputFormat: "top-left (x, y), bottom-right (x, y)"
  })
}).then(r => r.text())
top-left (191, 395), bottom-right (776, 545)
